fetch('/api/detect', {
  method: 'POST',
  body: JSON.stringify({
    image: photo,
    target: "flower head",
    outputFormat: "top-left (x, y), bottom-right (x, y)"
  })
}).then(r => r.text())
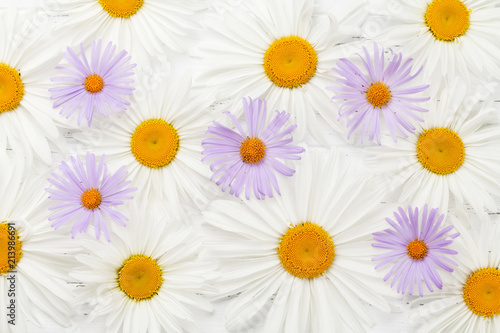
top-left (50, 40), bottom-right (136, 126)
top-left (329, 43), bottom-right (429, 145)
top-left (46, 152), bottom-right (136, 241)
top-left (372, 205), bottom-right (459, 296)
top-left (202, 97), bottom-right (304, 200)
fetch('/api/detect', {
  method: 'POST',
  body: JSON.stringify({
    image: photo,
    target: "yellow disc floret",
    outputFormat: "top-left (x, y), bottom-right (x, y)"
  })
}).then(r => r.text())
top-left (463, 267), bottom-right (500, 318)
top-left (0, 222), bottom-right (23, 275)
top-left (80, 188), bottom-right (102, 210)
top-left (366, 82), bottom-right (391, 108)
top-left (264, 36), bottom-right (318, 89)
top-left (240, 137), bottom-right (266, 164)
top-left (130, 118), bottom-right (180, 168)
top-left (417, 127), bottom-right (465, 175)
top-left (425, 0), bottom-right (471, 42)
top-left (0, 63), bottom-right (24, 114)
top-left (99, 0), bottom-right (144, 18)
top-left (118, 254), bottom-right (163, 301)
top-left (84, 74), bottom-right (104, 93)
top-left (278, 222), bottom-right (335, 279)
top-left (406, 239), bottom-right (428, 260)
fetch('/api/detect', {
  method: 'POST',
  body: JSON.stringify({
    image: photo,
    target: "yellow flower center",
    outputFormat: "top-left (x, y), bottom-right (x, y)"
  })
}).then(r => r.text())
top-left (239, 137), bottom-right (266, 164)
top-left (406, 239), bottom-right (428, 260)
top-left (0, 222), bottom-right (23, 275)
top-left (118, 254), bottom-right (163, 301)
top-left (366, 82), bottom-right (391, 108)
top-left (463, 267), bottom-right (500, 318)
top-left (278, 222), bottom-right (335, 279)
top-left (0, 63), bottom-right (24, 114)
top-left (80, 188), bottom-right (102, 210)
top-left (417, 127), bottom-right (465, 175)
top-left (263, 36), bottom-right (318, 89)
top-left (84, 74), bottom-right (104, 93)
top-left (99, 0), bottom-right (144, 18)
top-left (130, 118), bottom-right (180, 168)
top-left (425, 0), bottom-right (471, 42)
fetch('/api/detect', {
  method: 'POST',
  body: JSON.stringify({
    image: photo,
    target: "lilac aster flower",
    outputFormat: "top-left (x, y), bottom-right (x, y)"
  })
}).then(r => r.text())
top-left (372, 205), bottom-right (459, 296)
top-left (202, 97), bottom-right (304, 200)
top-left (49, 40), bottom-right (136, 126)
top-left (46, 152), bottom-right (136, 241)
top-left (328, 43), bottom-right (430, 145)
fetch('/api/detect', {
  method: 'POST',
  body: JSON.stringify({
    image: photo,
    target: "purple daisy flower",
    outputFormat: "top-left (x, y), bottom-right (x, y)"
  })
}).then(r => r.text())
top-left (49, 40), bottom-right (136, 126)
top-left (372, 205), bottom-right (459, 297)
top-left (328, 43), bottom-right (430, 145)
top-left (46, 152), bottom-right (136, 241)
top-left (202, 97), bottom-right (304, 200)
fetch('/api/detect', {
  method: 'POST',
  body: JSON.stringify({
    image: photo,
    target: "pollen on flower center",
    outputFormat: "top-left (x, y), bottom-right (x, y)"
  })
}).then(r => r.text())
top-left (0, 222), bottom-right (23, 275)
top-left (80, 188), bottom-right (102, 210)
top-left (84, 74), bottom-right (104, 93)
top-left (463, 267), bottom-right (500, 317)
top-left (99, 0), bottom-right (144, 19)
top-left (425, 0), bottom-right (471, 42)
top-left (366, 82), bottom-right (391, 108)
top-left (406, 239), bottom-right (428, 260)
top-left (130, 118), bottom-right (180, 169)
top-left (240, 137), bottom-right (266, 164)
top-left (118, 254), bottom-right (163, 301)
top-left (417, 127), bottom-right (465, 175)
top-left (0, 63), bottom-right (25, 114)
top-left (264, 36), bottom-right (318, 89)
top-left (278, 222), bottom-right (335, 279)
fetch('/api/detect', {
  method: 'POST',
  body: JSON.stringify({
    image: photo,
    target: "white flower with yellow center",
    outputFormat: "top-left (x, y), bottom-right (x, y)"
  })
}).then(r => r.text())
top-left (374, 0), bottom-right (500, 84)
top-left (366, 81), bottom-right (500, 214)
top-left (411, 212), bottom-right (500, 332)
top-left (0, 154), bottom-right (76, 332)
top-left (0, 7), bottom-right (63, 165)
top-left (197, 0), bottom-right (366, 142)
top-left (71, 206), bottom-right (213, 333)
top-left (204, 150), bottom-right (392, 332)
top-left (57, 0), bottom-right (205, 55)
top-left (76, 74), bottom-right (214, 221)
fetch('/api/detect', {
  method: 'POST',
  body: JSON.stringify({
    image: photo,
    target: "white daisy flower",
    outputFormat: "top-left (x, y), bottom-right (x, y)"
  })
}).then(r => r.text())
top-left (410, 211), bottom-right (500, 332)
top-left (366, 80), bottom-right (500, 215)
top-left (76, 73), bottom-right (215, 221)
top-left (0, 7), bottom-right (63, 165)
top-left (0, 154), bottom-right (76, 332)
top-left (373, 0), bottom-right (500, 84)
top-left (71, 205), bottom-right (214, 333)
top-left (204, 149), bottom-right (392, 332)
top-left (56, 0), bottom-right (205, 56)
top-left (197, 0), bottom-right (366, 143)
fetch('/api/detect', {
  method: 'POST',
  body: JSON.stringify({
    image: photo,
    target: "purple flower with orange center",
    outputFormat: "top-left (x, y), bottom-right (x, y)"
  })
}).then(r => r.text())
top-left (372, 205), bottom-right (459, 296)
top-left (328, 43), bottom-right (430, 145)
top-left (202, 97), bottom-right (304, 200)
top-left (49, 40), bottom-right (136, 126)
top-left (46, 152), bottom-right (136, 241)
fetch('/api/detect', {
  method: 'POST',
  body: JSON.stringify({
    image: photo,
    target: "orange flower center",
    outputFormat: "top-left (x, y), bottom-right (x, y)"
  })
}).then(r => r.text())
top-left (84, 74), bottom-right (104, 93)
top-left (118, 254), bottom-right (163, 301)
top-left (406, 239), bottom-right (428, 260)
top-left (240, 137), bottom-right (266, 164)
top-left (366, 82), bottom-right (391, 108)
top-left (80, 188), bottom-right (102, 210)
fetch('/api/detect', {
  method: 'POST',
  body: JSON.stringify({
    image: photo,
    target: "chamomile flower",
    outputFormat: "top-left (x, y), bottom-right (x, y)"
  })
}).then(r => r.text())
top-left (410, 212), bottom-right (500, 332)
top-left (0, 154), bottom-right (76, 332)
top-left (374, 0), bottom-right (500, 84)
top-left (202, 97), bottom-right (304, 199)
top-left (46, 152), bottom-right (136, 242)
top-left (204, 150), bottom-right (392, 332)
top-left (76, 74), bottom-right (214, 221)
top-left (0, 7), bottom-right (63, 165)
top-left (50, 40), bottom-right (136, 127)
top-left (366, 81), bottom-right (500, 215)
top-left (57, 0), bottom-right (205, 56)
top-left (197, 0), bottom-right (366, 142)
top-left (71, 206), bottom-right (213, 333)
top-left (328, 43), bottom-right (429, 144)
top-left (372, 205), bottom-right (459, 297)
